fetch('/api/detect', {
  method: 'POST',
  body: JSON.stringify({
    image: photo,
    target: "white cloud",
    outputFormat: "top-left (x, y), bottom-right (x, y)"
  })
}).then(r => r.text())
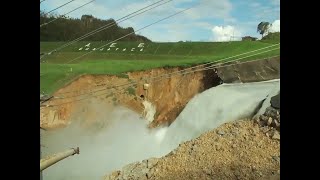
top-left (211, 25), bottom-right (242, 42)
top-left (269, 20), bottom-right (280, 32)
top-left (42, 0), bottom-right (281, 42)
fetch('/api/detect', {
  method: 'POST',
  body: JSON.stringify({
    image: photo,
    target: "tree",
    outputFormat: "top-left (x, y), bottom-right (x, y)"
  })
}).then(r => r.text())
top-left (40, 13), bottom-right (151, 42)
top-left (257, 22), bottom-right (271, 38)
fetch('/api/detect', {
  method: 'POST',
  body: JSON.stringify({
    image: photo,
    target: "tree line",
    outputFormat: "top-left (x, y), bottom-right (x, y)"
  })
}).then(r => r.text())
top-left (40, 12), bottom-right (151, 42)
top-left (257, 21), bottom-right (279, 39)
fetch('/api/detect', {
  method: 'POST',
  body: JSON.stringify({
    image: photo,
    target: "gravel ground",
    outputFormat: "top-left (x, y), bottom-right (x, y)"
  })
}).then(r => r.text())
top-left (104, 117), bottom-right (280, 180)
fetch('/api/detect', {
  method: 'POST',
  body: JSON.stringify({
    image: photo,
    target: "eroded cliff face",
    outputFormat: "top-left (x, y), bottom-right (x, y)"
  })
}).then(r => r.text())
top-left (40, 57), bottom-right (280, 129)
top-left (128, 67), bottom-right (222, 128)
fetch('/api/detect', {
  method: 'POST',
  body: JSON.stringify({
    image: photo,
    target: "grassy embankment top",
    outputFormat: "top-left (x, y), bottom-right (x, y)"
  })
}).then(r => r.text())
top-left (40, 39), bottom-right (280, 94)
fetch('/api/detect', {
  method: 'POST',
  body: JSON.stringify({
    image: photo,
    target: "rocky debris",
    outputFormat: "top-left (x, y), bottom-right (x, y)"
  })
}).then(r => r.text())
top-left (40, 94), bottom-right (53, 104)
top-left (270, 93), bottom-right (280, 109)
top-left (145, 158), bottom-right (159, 169)
top-left (104, 120), bottom-right (280, 180)
top-left (272, 156), bottom-right (280, 163)
top-left (267, 117), bottom-right (273, 126)
top-left (255, 106), bottom-right (280, 138)
top-left (259, 127), bottom-right (280, 140)
top-left (217, 130), bottom-right (225, 135)
top-left (104, 171), bottom-right (121, 180)
top-left (104, 158), bottom-right (159, 180)
top-left (272, 130), bottom-right (280, 140)
top-left (265, 107), bottom-right (280, 121)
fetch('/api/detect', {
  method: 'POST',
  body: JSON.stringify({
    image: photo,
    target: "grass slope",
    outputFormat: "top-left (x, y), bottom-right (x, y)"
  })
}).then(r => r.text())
top-left (40, 40), bottom-right (280, 94)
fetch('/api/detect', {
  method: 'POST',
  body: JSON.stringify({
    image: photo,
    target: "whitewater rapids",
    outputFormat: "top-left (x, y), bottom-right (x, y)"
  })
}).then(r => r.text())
top-left (41, 79), bottom-right (280, 180)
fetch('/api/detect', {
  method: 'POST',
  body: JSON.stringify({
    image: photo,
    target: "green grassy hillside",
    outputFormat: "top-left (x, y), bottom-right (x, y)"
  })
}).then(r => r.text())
top-left (40, 40), bottom-right (280, 94)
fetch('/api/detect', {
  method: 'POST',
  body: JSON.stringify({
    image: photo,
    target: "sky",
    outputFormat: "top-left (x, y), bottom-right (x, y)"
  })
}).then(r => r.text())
top-left (40, 0), bottom-right (280, 42)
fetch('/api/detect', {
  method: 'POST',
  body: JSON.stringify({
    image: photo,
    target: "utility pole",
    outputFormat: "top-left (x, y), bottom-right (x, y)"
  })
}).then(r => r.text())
top-left (233, 30), bottom-right (235, 41)
top-left (229, 30), bottom-right (235, 43)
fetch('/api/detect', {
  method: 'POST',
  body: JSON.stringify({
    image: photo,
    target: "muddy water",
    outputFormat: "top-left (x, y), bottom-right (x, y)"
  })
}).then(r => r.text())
top-left (41, 79), bottom-right (280, 180)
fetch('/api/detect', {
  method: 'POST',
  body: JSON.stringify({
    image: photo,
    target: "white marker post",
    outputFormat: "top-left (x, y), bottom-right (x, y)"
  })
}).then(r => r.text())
top-left (110, 43), bottom-right (117, 47)
top-left (138, 43), bottom-right (145, 48)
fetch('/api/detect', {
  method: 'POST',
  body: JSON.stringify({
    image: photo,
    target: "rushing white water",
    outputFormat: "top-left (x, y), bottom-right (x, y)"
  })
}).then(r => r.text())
top-left (160, 79), bottom-right (280, 153)
top-left (41, 79), bottom-right (279, 180)
top-left (142, 100), bottom-right (156, 124)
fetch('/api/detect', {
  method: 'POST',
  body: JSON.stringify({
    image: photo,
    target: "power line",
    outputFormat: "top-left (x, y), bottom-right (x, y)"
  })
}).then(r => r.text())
top-left (61, 48), bottom-right (280, 99)
top-left (63, 3), bottom-right (199, 64)
top-left (43, 43), bottom-right (279, 96)
top-left (40, 0), bottom-right (174, 85)
top-left (40, 0), bottom-right (189, 82)
top-left (40, 0), bottom-right (279, 98)
top-left (40, 0), bottom-right (47, 4)
top-left (207, 47), bottom-right (279, 68)
top-left (53, 0), bottom-right (172, 54)
top-left (43, 0), bottom-right (76, 16)
top-left (138, 44), bottom-right (280, 83)
top-left (40, 0), bottom-right (95, 28)
top-left (48, 44), bottom-right (280, 98)
top-left (41, 47), bottom-right (279, 107)
top-left (41, 66), bottom-right (215, 107)
top-left (42, 52), bottom-right (279, 108)
top-left (53, 43), bottom-right (280, 96)
top-left (41, 0), bottom-right (172, 54)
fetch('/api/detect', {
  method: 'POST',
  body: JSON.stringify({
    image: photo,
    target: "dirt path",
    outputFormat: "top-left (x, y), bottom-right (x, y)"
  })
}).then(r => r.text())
top-left (104, 119), bottom-right (280, 180)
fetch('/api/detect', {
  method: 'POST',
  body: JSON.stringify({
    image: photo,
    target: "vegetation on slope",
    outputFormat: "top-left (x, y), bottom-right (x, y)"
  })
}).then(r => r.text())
top-left (261, 32), bottom-right (280, 43)
top-left (40, 40), bottom-right (280, 94)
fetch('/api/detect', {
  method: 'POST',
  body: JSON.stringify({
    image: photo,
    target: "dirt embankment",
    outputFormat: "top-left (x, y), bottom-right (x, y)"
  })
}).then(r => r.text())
top-left (40, 57), bottom-right (280, 129)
